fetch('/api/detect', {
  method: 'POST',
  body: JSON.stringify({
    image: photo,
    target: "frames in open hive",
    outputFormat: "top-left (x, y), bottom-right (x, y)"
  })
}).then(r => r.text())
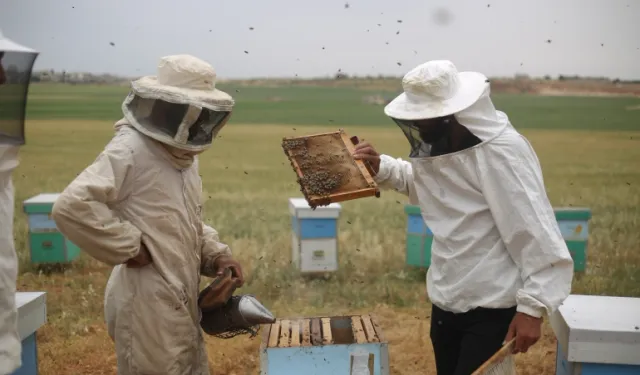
top-left (260, 315), bottom-right (389, 374)
top-left (282, 129), bottom-right (380, 209)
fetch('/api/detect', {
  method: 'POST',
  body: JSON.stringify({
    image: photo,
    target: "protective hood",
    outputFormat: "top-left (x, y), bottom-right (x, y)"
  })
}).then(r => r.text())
top-left (393, 87), bottom-right (510, 158)
top-left (0, 30), bottom-right (39, 146)
top-left (122, 54), bottom-right (234, 153)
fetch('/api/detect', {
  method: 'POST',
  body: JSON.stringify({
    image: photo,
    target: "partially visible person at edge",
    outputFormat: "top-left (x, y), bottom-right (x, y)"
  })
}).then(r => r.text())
top-left (352, 60), bottom-right (574, 375)
top-left (51, 54), bottom-right (245, 375)
top-left (0, 32), bottom-right (38, 375)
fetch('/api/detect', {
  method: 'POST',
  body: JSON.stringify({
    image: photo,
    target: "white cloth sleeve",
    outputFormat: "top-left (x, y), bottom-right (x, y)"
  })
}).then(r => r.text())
top-left (374, 154), bottom-right (420, 205)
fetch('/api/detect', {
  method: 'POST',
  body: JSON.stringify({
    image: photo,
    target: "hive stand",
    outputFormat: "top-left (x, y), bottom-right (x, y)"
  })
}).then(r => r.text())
top-left (10, 292), bottom-right (47, 375)
top-left (403, 205), bottom-right (592, 272)
top-left (22, 193), bottom-right (81, 265)
top-left (289, 198), bottom-right (341, 275)
top-left (260, 315), bottom-right (389, 375)
top-left (550, 294), bottom-right (640, 375)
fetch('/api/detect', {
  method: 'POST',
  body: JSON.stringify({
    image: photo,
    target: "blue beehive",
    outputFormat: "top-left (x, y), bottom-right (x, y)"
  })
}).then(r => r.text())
top-left (260, 315), bottom-right (389, 375)
top-left (404, 205), bottom-right (433, 268)
top-left (10, 292), bottom-right (47, 375)
top-left (550, 294), bottom-right (640, 375)
top-left (289, 198), bottom-right (342, 274)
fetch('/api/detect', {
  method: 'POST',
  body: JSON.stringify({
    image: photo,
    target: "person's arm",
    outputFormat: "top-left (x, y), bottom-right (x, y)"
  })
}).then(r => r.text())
top-left (374, 154), bottom-right (416, 196)
top-left (479, 135), bottom-right (574, 319)
top-left (200, 223), bottom-right (232, 278)
top-left (51, 135), bottom-right (143, 266)
top-left (353, 141), bottom-right (418, 202)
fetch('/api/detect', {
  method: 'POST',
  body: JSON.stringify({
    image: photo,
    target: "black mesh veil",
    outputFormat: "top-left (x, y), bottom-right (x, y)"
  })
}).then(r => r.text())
top-left (391, 118), bottom-right (432, 158)
top-left (0, 49), bottom-right (38, 145)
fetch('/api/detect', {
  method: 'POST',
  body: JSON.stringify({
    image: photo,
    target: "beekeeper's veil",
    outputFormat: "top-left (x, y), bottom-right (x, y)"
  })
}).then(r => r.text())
top-left (0, 30), bottom-right (38, 374)
top-left (384, 60), bottom-right (509, 157)
top-left (0, 30), bottom-right (39, 146)
top-left (122, 54), bottom-right (234, 153)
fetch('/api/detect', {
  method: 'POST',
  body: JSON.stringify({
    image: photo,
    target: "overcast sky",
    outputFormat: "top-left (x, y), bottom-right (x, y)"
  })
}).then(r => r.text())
top-left (1, 0), bottom-right (639, 80)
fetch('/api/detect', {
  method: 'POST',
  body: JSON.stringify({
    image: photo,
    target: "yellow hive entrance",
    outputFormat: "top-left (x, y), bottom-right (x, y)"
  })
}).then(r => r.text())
top-left (266, 315), bottom-right (383, 348)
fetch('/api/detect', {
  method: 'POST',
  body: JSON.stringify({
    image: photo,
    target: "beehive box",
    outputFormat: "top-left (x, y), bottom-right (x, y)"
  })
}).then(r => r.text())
top-left (289, 198), bottom-right (341, 274)
top-left (282, 129), bottom-right (380, 209)
top-left (260, 315), bottom-right (389, 375)
top-left (404, 205), bottom-right (433, 268)
top-left (22, 193), bottom-right (81, 264)
top-left (11, 292), bottom-right (47, 375)
top-left (550, 294), bottom-right (640, 375)
top-left (555, 207), bottom-right (592, 272)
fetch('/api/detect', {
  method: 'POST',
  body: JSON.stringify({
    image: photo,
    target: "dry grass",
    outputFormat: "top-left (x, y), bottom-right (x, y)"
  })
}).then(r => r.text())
top-left (13, 120), bottom-right (640, 375)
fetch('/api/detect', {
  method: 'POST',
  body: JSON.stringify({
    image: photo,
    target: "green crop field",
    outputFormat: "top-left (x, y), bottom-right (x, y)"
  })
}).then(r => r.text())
top-left (11, 83), bottom-right (640, 374)
top-left (23, 83), bottom-right (640, 130)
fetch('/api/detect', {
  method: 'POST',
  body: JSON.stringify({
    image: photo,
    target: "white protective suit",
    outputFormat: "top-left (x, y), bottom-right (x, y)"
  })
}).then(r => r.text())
top-left (376, 89), bottom-right (574, 318)
top-left (0, 145), bottom-right (21, 374)
top-left (51, 122), bottom-right (231, 375)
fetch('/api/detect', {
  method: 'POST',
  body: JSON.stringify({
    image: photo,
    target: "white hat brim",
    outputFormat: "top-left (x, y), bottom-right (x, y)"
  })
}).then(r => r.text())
top-left (0, 30), bottom-right (38, 53)
top-left (384, 71), bottom-right (488, 120)
top-left (131, 76), bottom-right (235, 112)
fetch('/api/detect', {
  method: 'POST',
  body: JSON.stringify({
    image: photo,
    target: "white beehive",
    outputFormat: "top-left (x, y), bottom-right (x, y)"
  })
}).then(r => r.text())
top-left (288, 198), bottom-right (341, 274)
top-left (550, 294), bottom-right (640, 375)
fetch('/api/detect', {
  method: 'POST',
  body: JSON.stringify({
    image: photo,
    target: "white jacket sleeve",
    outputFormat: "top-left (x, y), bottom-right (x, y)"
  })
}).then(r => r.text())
top-left (374, 154), bottom-right (419, 204)
top-left (479, 136), bottom-right (574, 318)
top-left (52, 136), bottom-right (143, 266)
top-left (200, 223), bottom-right (232, 277)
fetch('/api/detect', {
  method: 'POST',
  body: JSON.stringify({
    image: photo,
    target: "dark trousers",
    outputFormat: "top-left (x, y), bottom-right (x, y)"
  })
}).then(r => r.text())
top-left (429, 304), bottom-right (516, 375)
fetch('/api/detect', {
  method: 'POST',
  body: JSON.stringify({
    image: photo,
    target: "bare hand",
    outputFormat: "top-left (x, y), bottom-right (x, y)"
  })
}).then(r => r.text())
top-left (213, 255), bottom-right (245, 287)
top-left (505, 312), bottom-right (542, 354)
top-left (126, 242), bottom-right (152, 268)
top-left (352, 140), bottom-right (381, 175)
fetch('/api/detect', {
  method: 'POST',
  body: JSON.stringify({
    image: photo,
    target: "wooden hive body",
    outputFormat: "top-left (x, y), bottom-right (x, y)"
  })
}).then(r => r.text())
top-left (260, 315), bottom-right (389, 375)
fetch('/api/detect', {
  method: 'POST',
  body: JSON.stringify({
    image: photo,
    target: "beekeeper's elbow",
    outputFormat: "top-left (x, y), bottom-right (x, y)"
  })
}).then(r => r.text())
top-left (51, 191), bottom-right (77, 230)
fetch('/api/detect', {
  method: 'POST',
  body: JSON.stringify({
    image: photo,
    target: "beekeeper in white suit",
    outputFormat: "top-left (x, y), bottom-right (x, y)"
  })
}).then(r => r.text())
top-left (353, 60), bottom-right (574, 375)
top-left (51, 54), bottom-right (245, 375)
top-left (0, 31), bottom-right (39, 375)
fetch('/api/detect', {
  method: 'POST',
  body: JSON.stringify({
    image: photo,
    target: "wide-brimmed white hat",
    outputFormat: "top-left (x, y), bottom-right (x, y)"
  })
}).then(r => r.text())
top-left (0, 29), bottom-right (38, 53)
top-left (130, 54), bottom-right (234, 111)
top-left (384, 60), bottom-right (488, 121)
top-left (122, 54), bottom-right (235, 152)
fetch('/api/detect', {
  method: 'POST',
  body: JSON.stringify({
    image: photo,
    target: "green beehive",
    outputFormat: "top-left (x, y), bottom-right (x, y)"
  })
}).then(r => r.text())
top-left (554, 207), bottom-right (592, 272)
top-left (403, 205), bottom-right (592, 272)
top-left (404, 205), bottom-right (433, 268)
top-left (22, 193), bottom-right (81, 264)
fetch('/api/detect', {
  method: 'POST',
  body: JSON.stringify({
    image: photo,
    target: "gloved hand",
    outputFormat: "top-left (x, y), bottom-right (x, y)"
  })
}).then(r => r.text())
top-left (198, 268), bottom-right (239, 312)
top-left (213, 255), bottom-right (245, 286)
top-left (126, 242), bottom-right (152, 268)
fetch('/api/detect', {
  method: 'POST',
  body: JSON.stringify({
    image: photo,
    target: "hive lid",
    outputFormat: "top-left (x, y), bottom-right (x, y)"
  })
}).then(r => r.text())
top-left (16, 292), bottom-right (47, 340)
top-left (288, 197), bottom-right (341, 218)
top-left (550, 294), bottom-right (640, 365)
top-left (404, 204), bottom-right (422, 216)
top-left (554, 207), bottom-right (592, 221)
top-left (23, 193), bottom-right (61, 205)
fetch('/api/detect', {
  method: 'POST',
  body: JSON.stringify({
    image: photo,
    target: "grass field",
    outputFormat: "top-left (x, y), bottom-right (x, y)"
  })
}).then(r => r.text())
top-left (11, 83), bottom-right (640, 375)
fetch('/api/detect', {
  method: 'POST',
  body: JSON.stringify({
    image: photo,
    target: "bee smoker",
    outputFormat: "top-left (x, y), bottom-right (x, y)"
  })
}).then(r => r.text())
top-left (197, 268), bottom-right (276, 339)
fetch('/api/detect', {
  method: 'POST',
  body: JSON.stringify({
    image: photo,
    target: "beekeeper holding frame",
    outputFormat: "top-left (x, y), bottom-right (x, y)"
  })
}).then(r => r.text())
top-left (353, 60), bottom-right (574, 375)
